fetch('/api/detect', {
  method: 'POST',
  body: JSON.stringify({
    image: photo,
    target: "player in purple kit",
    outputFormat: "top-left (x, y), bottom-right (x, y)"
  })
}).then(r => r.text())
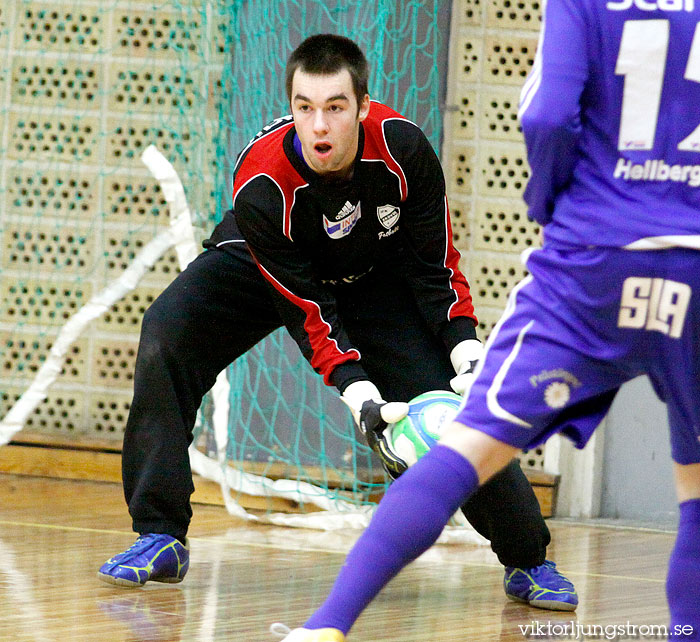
top-left (96, 33), bottom-right (576, 612)
top-left (277, 5), bottom-right (700, 642)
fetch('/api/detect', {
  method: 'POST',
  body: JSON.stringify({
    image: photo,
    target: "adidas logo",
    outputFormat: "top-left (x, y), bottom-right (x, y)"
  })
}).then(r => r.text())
top-left (335, 201), bottom-right (358, 220)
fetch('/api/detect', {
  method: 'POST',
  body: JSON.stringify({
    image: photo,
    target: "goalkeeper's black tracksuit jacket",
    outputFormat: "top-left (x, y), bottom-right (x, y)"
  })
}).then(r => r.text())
top-left (122, 101), bottom-right (550, 566)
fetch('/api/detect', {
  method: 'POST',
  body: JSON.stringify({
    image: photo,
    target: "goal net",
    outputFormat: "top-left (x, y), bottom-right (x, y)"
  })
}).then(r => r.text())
top-left (0, 0), bottom-right (482, 536)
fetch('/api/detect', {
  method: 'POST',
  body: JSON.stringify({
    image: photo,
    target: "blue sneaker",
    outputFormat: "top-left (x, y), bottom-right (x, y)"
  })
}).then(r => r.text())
top-left (97, 534), bottom-right (189, 588)
top-left (504, 560), bottom-right (578, 611)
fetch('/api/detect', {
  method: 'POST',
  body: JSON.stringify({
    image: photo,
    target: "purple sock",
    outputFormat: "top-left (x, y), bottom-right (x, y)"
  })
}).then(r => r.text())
top-left (667, 498), bottom-right (700, 637)
top-left (304, 444), bottom-right (479, 633)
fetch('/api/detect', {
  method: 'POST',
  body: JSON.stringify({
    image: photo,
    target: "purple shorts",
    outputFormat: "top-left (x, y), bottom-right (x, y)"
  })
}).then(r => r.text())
top-left (457, 245), bottom-right (700, 465)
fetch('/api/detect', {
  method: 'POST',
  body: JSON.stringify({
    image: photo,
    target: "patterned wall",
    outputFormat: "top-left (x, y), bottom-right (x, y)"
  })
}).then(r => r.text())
top-left (443, 0), bottom-right (545, 468)
top-left (0, 1), bottom-right (223, 443)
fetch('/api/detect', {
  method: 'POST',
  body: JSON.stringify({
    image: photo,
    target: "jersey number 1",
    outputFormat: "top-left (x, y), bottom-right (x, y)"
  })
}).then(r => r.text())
top-left (616, 19), bottom-right (700, 151)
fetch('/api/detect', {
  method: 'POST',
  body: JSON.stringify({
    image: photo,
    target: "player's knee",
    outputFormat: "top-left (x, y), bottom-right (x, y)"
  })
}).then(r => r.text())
top-left (139, 297), bottom-right (192, 359)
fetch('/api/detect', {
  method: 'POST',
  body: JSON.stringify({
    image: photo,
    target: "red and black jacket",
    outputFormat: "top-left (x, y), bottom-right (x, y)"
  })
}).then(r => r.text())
top-left (206, 101), bottom-right (476, 388)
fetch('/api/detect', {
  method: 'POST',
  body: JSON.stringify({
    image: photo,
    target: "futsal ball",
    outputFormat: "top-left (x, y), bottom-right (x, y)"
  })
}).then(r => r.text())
top-left (386, 390), bottom-right (463, 468)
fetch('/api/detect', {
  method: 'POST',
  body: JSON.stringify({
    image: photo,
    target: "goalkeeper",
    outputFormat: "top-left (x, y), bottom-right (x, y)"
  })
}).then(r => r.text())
top-left (97, 33), bottom-right (576, 610)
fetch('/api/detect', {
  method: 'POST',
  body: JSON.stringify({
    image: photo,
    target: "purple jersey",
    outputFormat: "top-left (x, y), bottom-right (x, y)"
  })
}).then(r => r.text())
top-left (455, 1), bottom-right (700, 464)
top-left (456, 245), bottom-right (700, 464)
top-left (519, 0), bottom-right (700, 248)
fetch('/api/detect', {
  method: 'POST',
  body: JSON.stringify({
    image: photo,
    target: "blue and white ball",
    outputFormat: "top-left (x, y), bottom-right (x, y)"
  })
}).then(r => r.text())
top-left (386, 390), bottom-right (463, 467)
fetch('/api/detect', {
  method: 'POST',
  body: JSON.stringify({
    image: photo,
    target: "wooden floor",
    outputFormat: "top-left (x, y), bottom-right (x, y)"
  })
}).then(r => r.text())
top-left (0, 474), bottom-right (676, 642)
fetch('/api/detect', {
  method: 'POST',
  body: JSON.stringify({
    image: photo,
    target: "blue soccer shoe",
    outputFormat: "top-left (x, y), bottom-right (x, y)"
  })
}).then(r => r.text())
top-left (98, 534), bottom-right (189, 588)
top-left (504, 560), bottom-right (578, 611)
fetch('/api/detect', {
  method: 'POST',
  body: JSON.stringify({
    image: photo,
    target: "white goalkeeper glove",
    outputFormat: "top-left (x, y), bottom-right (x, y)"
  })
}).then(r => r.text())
top-left (449, 339), bottom-right (483, 396)
top-left (341, 380), bottom-right (409, 478)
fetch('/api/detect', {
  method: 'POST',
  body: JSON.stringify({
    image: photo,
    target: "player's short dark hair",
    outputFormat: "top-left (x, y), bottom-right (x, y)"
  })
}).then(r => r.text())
top-left (285, 34), bottom-right (369, 107)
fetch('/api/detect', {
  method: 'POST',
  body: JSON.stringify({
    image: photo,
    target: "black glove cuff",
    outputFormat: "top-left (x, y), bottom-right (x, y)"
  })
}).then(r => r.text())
top-left (332, 362), bottom-right (370, 393)
top-left (440, 316), bottom-right (478, 353)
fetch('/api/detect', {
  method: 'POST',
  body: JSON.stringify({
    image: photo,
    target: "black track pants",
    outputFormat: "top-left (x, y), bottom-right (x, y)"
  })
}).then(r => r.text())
top-left (123, 246), bottom-right (549, 567)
